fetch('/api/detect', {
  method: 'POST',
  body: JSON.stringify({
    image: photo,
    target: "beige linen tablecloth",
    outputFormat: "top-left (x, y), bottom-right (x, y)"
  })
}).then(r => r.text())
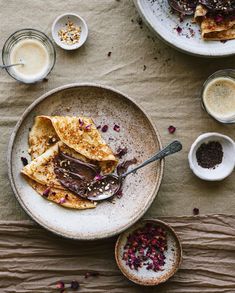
top-left (0, 215), bottom-right (234, 293)
top-left (0, 0), bottom-right (235, 292)
top-left (1, 0), bottom-right (235, 220)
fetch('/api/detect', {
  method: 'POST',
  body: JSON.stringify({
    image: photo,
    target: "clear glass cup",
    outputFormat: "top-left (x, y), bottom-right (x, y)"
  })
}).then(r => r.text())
top-left (2, 28), bottom-right (56, 84)
top-left (201, 69), bottom-right (235, 124)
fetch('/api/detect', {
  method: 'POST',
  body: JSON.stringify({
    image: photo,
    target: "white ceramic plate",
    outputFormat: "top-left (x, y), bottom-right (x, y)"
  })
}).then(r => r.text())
top-left (8, 84), bottom-right (164, 240)
top-left (133, 0), bottom-right (235, 57)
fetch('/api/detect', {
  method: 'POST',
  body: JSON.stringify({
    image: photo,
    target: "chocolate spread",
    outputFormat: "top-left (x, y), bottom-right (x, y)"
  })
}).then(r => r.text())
top-left (54, 152), bottom-right (100, 197)
top-left (199, 0), bottom-right (235, 14)
top-left (54, 151), bottom-right (137, 200)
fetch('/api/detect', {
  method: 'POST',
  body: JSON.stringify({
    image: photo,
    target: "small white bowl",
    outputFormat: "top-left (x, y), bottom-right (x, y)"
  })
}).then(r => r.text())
top-left (188, 133), bottom-right (235, 181)
top-left (52, 13), bottom-right (88, 50)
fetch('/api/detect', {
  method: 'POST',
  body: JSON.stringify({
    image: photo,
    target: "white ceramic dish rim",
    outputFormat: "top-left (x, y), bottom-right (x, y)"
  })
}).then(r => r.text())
top-left (188, 132), bottom-right (235, 181)
top-left (133, 0), bottom-right (235, 58)
top-left (51, 13), bottom-right (88, 50)
top-left (7, 83), bottom-right (164, 240)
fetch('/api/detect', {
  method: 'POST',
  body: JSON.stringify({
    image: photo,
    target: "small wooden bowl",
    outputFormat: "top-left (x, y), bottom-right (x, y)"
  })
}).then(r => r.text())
top-left (115, 219), bottom-right (182, 286)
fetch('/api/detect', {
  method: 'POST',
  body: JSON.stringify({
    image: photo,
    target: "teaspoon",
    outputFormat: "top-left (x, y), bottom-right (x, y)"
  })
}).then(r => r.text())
top-left (0, 62), bottom-right (24, 69)
top-left (168, 0), bottom-right (198, 15)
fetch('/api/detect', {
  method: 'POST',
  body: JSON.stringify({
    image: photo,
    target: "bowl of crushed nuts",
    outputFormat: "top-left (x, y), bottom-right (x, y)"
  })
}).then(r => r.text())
top-left (52, 13), bottom-right (88, 50)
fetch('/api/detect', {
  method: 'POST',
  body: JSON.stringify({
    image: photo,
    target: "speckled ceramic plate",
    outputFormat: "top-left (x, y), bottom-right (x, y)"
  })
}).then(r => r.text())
top-left (8, 84), bottom-right (164, 240)
top-left (115, 219), bottom-right (182, 286)
top-left (133, 0), bottom-right (235, 57)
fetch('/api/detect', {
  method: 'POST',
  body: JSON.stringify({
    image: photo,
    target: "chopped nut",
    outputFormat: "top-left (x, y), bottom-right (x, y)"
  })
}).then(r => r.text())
top-left (58, 21), bottom-right (81, 45)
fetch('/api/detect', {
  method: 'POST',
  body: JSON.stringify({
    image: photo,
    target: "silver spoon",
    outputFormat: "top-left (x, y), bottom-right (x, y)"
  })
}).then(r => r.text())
top-left (0, 62), bottom-right (24, 69)
top-left (168, 0), bottom-right (197, 16)
top-left (87, 140), bottom-right (182, 201)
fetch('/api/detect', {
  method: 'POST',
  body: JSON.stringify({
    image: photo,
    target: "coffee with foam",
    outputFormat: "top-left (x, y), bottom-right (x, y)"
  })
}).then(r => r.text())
top-left (203, 77), bottom-right (235, 122)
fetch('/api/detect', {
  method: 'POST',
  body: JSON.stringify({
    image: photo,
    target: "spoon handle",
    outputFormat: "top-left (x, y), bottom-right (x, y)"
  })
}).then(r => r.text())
top-left (121, 140), bottom-right (182, 178)
top-left (0, 63), bottom-right (23, 69)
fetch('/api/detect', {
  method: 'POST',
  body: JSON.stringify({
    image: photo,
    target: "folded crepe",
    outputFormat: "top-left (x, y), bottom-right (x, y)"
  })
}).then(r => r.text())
top-left (22, 116), bottom-right (118, 209)
top-left (195, 1), bottom-right (235, 40)
top-left (27, 177), bottom-right (96, 210)
top-left (23, 142), bottom-right (63, 189)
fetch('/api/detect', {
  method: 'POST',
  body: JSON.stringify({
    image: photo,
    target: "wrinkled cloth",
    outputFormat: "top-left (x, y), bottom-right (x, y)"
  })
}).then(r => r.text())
top-left (0, 215), bottom-right (234, 292)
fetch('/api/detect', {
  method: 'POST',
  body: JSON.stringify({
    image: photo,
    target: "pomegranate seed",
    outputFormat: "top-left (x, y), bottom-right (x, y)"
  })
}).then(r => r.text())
top-left (113, 124), bottom-right (120, 132)
top-left (56, 281), bottom-right (64, 289)
top-left (193, 208), bottom-right (199, 215)
top-left (78, 118), bottom-right (84, 126)
top-left (101, 125), bottom-right (108, 132)
top-left (168, 125), bottom-right (176, 134)
top-left (43, 187), bottom-right (50, 197)
top-left (70, 280), bottom-right (79, 289)
top-left (21, 157), bottom-right (28, 166)
top-left (122, 223), bottom-right (167, 272)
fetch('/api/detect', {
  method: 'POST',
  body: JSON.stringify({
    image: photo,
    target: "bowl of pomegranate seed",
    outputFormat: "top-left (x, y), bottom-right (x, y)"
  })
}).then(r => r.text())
top-left (115, 219), bottom-right (182, 286)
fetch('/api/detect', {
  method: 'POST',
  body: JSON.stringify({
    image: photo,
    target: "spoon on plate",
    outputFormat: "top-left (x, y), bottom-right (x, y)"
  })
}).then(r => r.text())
top-left (86, 140), bottom-right (182, 201)
top-left (168, 0), bottom-right (198, 15)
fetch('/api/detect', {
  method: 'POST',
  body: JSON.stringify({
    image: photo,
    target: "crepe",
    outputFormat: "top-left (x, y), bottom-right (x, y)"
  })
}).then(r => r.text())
top-left (22, 142), bottom-right (64, 189)
top-left (22, 115), bottom-right (118, 210)
top-left (22, 142), bottom-right (96, 209)
top-left (29, 116), bottom-right (118, 173)
top-left (29, 116), bottom-right (60, 160)
top-left (195, 4), bottom-right (235, 40)
top-left (27, 178), bottom-right (96, 210)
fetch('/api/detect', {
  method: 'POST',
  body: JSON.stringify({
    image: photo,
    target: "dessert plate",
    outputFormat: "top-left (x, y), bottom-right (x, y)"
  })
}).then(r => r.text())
top-left (8, 84), bottom-right (164, 240)
top-left (133, 0), bottom-right (235, 57)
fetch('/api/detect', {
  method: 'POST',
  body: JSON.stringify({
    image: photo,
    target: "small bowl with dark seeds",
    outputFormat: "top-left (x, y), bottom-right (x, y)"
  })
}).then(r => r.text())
top-left (115, 219), bottom-right (182, 286)
top-left (188, 133), bottom-right (235, 181)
